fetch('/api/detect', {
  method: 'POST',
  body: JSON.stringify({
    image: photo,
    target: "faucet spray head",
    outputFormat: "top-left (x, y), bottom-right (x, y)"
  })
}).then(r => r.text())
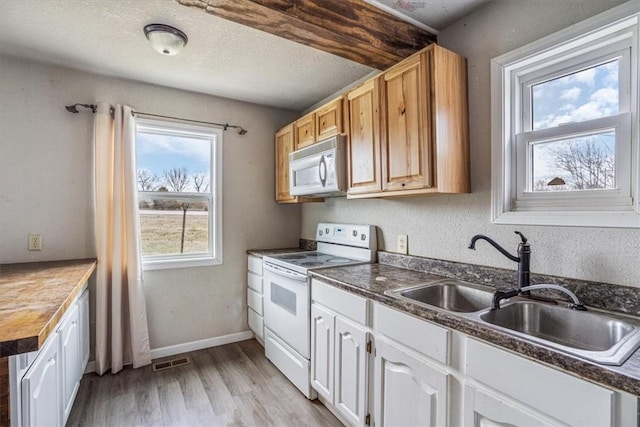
top-left (514, 231), bottom-right (528, 244)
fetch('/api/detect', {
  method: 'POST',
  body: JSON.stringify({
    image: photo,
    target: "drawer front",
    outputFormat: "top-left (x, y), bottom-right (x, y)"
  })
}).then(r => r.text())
top-left (247, 272), bottom-right (263, 293)
top-left (466, 339), bottom-right (614, 427)
top-left (247, 288), bottom-right (263, 315)
top-left (248, 308), bottom-right (264, 339)
top-left (248, 255), bottom-right (263, 275)
top-left (373, 302), bottom-right (449, 365)
top-left (311, 279), bottom-right (368, 325)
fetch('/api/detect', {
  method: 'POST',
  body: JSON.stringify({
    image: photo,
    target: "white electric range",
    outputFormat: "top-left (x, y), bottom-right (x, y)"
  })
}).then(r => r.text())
top-left (262, 223), bottom-right (377, 398)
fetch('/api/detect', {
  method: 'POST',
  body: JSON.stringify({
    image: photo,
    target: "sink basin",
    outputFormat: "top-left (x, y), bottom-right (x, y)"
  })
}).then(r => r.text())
top-left (386, 279), bottom-right (494, 313)
top-left (478, 301), bottom-right (640, 365)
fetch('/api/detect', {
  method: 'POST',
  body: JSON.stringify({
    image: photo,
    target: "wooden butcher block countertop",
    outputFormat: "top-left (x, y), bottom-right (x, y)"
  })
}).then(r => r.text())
top-left (0, 259), bottom-right (97, 357)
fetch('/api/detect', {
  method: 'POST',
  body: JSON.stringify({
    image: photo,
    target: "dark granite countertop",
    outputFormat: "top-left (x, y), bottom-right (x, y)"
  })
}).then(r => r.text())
top-left (246, 248), bottom-right (306, 258)
top-left (247, 239), bottom-right (317, 258)
top-left (310, 263), bottom-right (640, 396)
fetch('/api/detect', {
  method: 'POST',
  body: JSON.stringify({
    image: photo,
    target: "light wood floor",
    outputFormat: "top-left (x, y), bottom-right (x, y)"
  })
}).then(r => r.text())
top-left (67, 339), bottom-right (342, 426)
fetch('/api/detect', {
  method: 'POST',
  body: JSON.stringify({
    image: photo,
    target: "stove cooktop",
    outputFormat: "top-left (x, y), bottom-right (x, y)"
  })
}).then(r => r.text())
top-left (264, 251), bottom-right (366, 274)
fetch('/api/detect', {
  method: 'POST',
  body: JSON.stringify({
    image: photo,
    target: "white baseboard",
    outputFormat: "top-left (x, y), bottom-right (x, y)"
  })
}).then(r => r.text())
top-left (150, 330), bottom-right (255, 359)
top-left (82, 330), bottom-right (256, 374)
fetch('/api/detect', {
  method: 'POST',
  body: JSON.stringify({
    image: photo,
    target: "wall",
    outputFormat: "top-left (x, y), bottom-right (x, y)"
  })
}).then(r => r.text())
top-left (302, 0), bottom-right (640, 287)
top-left (0, 55), bottom-right (301, 349)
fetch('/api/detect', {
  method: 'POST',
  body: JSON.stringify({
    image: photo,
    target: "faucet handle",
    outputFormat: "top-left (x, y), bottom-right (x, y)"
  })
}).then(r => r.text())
top-left (514, 231), bottom-right (528, 244)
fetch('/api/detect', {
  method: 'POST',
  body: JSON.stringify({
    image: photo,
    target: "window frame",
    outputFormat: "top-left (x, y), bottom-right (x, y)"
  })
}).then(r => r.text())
top-left (135, 117), bottom-right (223, 270)
top-left (491, 2), bottom-right (640, 228)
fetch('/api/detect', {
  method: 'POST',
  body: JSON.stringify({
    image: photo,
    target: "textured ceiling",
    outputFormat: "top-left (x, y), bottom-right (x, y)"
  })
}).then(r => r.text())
top-left (364, 0), bottom-right (489, 30)
top-left (0, 0), bottom-right (487, 111)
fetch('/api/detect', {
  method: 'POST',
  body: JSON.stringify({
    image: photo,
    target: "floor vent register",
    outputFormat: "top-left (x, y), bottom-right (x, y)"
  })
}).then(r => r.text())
top-left (152, 356), bottom-right (191, 372)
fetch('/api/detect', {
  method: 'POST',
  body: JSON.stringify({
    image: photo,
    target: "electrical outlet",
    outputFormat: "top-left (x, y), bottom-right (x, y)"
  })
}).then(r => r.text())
top-left (28, 234), bottom-right (42, 251)
top-left (397, 234), bottom-right (408, 254)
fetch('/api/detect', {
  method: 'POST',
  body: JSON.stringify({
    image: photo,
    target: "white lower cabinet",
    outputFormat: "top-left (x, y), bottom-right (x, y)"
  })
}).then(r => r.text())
top-left (374, 337), bottom-right (449, 427)
top-left (310, 304), bottom-right (335, 401)
top-left (10, 285), bottom-right (90, 427)
top-left (464, 338), bottom-right (637, 427)
top-left (463, 384), bottom-right (558, 427)
top-left (311, 279), bottom-right (371, 426)
top-left (78, 289), bottom-right (90, 370)
top-left (310, 278), bottom-right (639, 427)
top-left (21, 333), bottom-right (60, 427)
top-left (58, 304), bottom-right (80, 424)
top-left (334, 316), bottom-right (369, 426)
top-left (246, 255), bottom-right (265, 342)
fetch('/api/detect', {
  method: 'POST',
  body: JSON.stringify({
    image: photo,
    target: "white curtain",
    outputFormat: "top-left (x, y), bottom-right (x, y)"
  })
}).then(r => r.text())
top-left (94, 102), bottom-right (151, 375)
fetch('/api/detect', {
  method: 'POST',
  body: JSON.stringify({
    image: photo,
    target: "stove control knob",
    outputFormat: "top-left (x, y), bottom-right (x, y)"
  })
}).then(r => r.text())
top-left (319, 230), bottom-right (323, 236)
top-left (352, 230), bottom-right (358, 237)
top-left (361, 234), bottom-right (366, 241)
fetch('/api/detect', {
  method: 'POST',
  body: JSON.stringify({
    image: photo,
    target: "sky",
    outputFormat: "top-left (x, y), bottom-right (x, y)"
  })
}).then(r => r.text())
top-left (527, 58), bottom-right (619, 190)
top-left (531, 59), bottom-right (619, 130)
top-left (136, 132), bottom-right (211, 192)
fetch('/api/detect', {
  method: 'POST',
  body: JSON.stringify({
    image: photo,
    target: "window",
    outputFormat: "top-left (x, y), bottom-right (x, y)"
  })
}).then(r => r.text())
top-left (135, 118), bottom-right (222, 269)
top-left (491, 2), bottom-right (639, 228)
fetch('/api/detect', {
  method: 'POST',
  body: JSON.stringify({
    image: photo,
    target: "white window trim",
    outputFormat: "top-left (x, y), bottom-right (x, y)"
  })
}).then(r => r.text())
top-left (136, 118), bottom-right (223, 270)
top-left (491, 1), bottom-right (640, 228)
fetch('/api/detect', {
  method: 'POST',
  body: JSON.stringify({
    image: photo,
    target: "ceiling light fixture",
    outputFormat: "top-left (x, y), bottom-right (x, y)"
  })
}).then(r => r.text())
top-left (143, 24), bottom-right (188, 56)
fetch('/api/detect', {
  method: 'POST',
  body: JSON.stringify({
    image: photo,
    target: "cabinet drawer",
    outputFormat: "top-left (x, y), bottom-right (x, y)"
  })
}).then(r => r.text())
top-left (247, 288), bottom-right (263, 315)
top-left (248, 308), bottom-right (264, 339)
top-left (295, 113), bottom-right (316, 149)
top-left (312, 279), bottom-right (368, 324)
top-left (315, 98), bottom-right (343, 140)
top-left (373, 302), bottom-right (449, 364)
top-left (248, 255), bottom-right (263, 275)
top-left (466, 339), bottom-right (615, 427)
top-left (247, 272), bottom-right (263, 293)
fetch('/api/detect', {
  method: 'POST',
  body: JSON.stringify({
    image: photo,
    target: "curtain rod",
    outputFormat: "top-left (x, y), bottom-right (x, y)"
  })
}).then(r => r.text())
top-left (64, 103), bottom-right (248, 135)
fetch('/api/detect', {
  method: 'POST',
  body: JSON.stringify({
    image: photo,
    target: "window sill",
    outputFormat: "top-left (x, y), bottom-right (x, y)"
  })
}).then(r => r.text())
top-left (492, 210), bottom-right (640, 228)
top-left (142, 256), bottom-right (222, 271)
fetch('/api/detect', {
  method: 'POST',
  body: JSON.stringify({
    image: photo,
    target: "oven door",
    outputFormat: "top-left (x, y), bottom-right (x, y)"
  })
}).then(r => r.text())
top-left (263, 262), bottom-right (310, 359)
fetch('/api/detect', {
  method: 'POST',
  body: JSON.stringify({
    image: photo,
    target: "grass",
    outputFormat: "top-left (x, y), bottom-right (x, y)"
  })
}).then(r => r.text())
top-left (139, 211), bottom-right (209, 255)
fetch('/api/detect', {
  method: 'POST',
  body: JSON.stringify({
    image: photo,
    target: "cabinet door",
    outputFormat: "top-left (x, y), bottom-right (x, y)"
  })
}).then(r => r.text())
top-left (59, 304), bottom-right (80, 425)
top-left (381, 53), bottom-right (433, 191)
top-left (310, 304), bottom-right (335, 402)
top-left (334, 316), bottom-right (369, 427)
top-left (430, 45), bottom-right (470, 193)
top-left (316, 98), bottom-right (344, 141)
top-left (374, 337), bottom-right (448, 427)
top-left (347, 78), bottom-right (382, 195)
top-left (275, 123), bottom-right (297, 203)
top-left (295, 113), bottom-right (316, 149)
top-left (78, 288), bottom-right (90, 373)
top-left (463, 384), bottom-right (558, 427)
top-left (22, 333), bottom-right (60, 427)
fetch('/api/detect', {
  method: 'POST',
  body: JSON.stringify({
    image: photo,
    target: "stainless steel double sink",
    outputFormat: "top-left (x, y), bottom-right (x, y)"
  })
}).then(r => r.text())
top-left (385, 279), bottom-right (640, 366)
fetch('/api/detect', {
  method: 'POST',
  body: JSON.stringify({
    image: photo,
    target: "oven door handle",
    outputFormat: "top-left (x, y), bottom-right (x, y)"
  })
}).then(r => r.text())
top-left (264, 262), bottom-right (308, 281)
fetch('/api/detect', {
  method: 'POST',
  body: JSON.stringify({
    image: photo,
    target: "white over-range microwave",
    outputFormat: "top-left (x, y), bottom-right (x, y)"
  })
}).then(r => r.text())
top-left (289, 134), bottom-right (347, 197)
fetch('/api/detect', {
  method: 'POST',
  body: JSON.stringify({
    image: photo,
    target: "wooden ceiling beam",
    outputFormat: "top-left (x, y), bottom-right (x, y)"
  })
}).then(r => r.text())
top-left (175, 0), bottom-right (437, 70)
